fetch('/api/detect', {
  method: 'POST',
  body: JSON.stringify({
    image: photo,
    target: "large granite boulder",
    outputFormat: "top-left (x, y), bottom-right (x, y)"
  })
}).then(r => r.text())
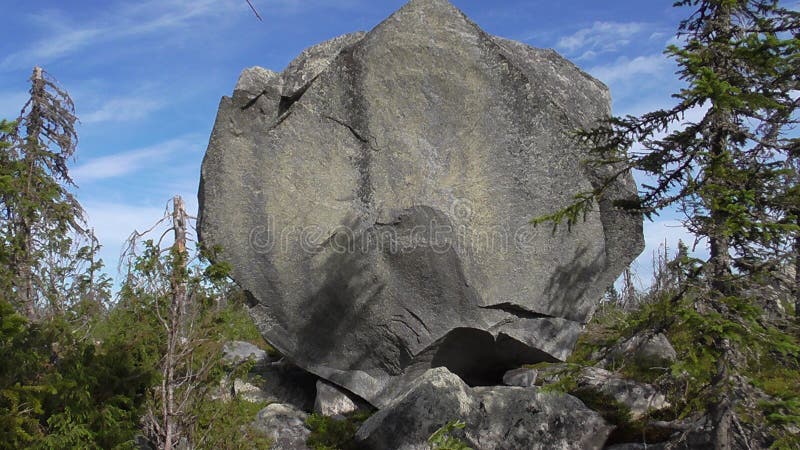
top-left (199, 0), bottom-right (643, 408)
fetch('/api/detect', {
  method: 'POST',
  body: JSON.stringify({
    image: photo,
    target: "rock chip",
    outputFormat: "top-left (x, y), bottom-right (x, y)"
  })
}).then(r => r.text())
top-left (199, 0), bottom-right (643, 407)
top-left (355, 367), bottom-right (612, 450)
top-left (232, 378), bottom-right (271, 403)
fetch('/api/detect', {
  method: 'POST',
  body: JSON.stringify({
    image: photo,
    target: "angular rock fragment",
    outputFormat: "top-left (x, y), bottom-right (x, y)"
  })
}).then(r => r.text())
top-left (199, 0), bottom-right (643, 407)
top-left (313, 380), bottom-right (363, 418)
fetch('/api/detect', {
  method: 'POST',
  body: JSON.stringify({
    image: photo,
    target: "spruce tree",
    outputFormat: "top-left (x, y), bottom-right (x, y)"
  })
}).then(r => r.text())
top-left (0, 67), bottom-right (101, 319)
top-left (535, 1), bottom-right (799, 447)
top-left (536, 0), bottom-right (799, 292)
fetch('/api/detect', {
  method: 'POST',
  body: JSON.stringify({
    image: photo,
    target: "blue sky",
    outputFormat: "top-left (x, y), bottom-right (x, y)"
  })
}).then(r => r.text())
top-left (1, 0), bottom-right (711, 289)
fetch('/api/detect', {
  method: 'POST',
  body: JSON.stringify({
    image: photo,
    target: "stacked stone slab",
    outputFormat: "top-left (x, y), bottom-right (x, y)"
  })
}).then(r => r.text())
top-left (199, 0), bottom-right (643, 408)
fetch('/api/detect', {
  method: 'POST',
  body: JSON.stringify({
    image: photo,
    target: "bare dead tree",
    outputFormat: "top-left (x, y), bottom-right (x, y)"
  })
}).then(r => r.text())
top-left (126, 196), bottom-right (214, 450)
top-left (621, 266), bottom-right (637, 310)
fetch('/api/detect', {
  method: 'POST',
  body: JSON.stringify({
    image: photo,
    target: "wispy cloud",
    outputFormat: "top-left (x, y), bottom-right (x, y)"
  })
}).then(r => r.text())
top-left (81, 97), bottom-right (164, 124)
top-left (1, 0), bottom-right (245, 70)
top-left (589, 54), bottom-right (672, 84)
top-left (72, 136), bottom-right (202, 183)
top-left (1, 0), bottom-right (373, 71)
top-left (556, 21), bottom-right (648, 59)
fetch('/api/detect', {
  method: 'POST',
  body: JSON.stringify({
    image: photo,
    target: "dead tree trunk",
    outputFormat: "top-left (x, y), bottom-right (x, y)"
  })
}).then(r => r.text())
top-left (163, 196), bottom-right (189, 450)
top-left (15, 67), bottom-right (45, 319)
top-left (621, 266), bottom-right (636, 310)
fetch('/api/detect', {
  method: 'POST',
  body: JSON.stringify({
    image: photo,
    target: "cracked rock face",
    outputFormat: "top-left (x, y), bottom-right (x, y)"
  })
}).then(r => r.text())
top-left (198, 0), bottom-right (643, 408)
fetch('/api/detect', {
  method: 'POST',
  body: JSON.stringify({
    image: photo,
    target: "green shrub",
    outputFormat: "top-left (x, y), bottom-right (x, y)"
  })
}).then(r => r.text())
top-left (305, 411), bottom-right (372, 450)
top-left (427, 420), bottom-right (473, 450)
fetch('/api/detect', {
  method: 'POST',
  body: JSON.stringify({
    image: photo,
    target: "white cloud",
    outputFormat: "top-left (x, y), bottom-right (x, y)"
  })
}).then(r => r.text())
top-left (1, 0), bottom-right (372, 70)
top-left (71, 136), bottom-right (201, 183)
top-left (81, 97), bottom-right (164, 124)
top-left (1, 0), bottom-right (244, 70)
top-left (557, 22), bottom-right (648, 57)
top-left (589, 54), bottom-right (672, 85)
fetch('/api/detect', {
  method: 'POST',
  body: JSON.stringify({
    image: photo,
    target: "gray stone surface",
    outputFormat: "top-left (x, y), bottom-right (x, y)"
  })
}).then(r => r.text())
top-left (576, 367), bottom-right (670, 421)
top-left (222, 359), bottom-right (318, 410)
top-left (605, 444), bottom-right (666, 450)
top-left (252, 403), bottom-right (311, 450)
top-left (502, 367), bottom-right (538, 387)
top-left (532, 364), bottom-right (670, 421)
top-left (602, 333), bottom-right (678, 370)
top-left (251, 360), bottom-right (318, 411)
top-left (232, 378), bottom-right (270, 403)
top-left (313, 380), bottom-right (363, 418)
top-left (355, 367), bottom-right (612, 450)
top-left (281, 32), bottom-right (366, 99)
top-left (199, 0), bottom-right (643, 407)
top-left (221, 341), bottom-right (268, 368)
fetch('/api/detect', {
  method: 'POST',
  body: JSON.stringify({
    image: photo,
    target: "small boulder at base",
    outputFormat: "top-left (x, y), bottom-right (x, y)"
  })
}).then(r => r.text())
top-left (252, 403), bottom-right (311, 450)
top-left (355, 367), bottom-right (612, 450)
top-left (575, 367), bottom-right (670, 421)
